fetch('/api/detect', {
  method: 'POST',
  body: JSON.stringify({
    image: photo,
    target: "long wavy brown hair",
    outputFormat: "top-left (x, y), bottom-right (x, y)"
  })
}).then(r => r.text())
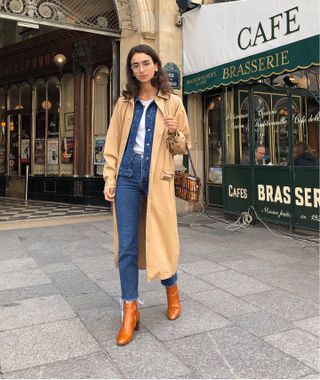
top-left (122, 44), bottom-right (172, 99)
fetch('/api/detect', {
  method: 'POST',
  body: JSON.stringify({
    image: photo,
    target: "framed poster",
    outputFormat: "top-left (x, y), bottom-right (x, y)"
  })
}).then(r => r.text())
top-left (35, 139), bottom-right (45, 164)
top-left (21, 139), bottom-right (30, 163)
top-left (94, 137), bottom-right (105, 165)
top-left (61, 137), bottom-right (74, 163)
top-left (48, 139), bottom-right (59, 165)
top-left (64, 112), bottom-right (74, 131)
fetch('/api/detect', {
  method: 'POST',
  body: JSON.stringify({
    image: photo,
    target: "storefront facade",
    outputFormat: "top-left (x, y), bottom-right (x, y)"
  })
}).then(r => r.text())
top-left (0, 0), bottom-right (184, 206)
top-left (183, 0), bottom-right (319, 231)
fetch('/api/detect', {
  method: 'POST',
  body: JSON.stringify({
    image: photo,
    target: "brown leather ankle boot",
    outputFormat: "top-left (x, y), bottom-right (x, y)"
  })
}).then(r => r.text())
top-left (165, 283), bottom-right (181, 320)
top-left (116, 300), bottom-right (140, 346)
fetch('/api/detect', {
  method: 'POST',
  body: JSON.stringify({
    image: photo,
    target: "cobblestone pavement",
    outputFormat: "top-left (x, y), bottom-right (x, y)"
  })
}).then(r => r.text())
top-left (0, 197), bottom-right (109, 222)
top-left (0, 212), bottom-right (319, 379)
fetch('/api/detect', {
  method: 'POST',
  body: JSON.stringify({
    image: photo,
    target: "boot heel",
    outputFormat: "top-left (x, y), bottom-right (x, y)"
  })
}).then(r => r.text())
top-left (135, 320), bottom-right (140, 331)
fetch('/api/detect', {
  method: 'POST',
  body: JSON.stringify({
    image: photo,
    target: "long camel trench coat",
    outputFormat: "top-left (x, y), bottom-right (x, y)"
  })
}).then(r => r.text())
top-left (103, 91), bottom-right (191, 281)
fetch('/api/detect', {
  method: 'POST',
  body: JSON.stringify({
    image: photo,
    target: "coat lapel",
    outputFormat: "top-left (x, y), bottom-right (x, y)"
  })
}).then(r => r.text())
top-left (149, 95), bottom-right (167, 184)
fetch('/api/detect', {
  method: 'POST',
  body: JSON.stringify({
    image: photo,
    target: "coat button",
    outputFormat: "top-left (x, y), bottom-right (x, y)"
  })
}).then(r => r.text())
top-left (147, 128), bottom-right (151, 132)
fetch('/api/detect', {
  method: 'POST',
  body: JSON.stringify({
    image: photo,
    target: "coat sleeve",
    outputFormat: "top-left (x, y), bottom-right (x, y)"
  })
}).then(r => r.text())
top-left (102, 99), bottom-right (122, 190)
top-left (166, 96), bottom-right (191, 156)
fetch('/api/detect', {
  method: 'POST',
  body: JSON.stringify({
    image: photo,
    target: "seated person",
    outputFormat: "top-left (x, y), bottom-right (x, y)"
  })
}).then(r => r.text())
top-left (294, 142), bottom-right (319, 166)
top-left (241, 144), bottom-right (272, 165)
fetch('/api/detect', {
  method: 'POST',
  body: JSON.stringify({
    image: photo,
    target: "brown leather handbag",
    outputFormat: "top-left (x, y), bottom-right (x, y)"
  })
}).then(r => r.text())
top-left (174, 147), bottom-right (201, 204)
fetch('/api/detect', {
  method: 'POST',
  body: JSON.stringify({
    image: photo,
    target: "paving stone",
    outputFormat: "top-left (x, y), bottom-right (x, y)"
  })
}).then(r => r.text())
top-left (188, 287), bottom-right (257, 317)
top-left (0, 318), bottom-right (100, 373)
top-left (201, 270), bottom-right (273, 296)
top-left (283, 256), bottom-right (320, 274)
top-left (164, 327), bottom-right (313, 379)
top-left (84, 268), bottom-right (119, 283)
top-left (141, 299), bottom-right (231, 341)
top-left (3, 351), bottom-right (123, 379)
top-left (180, 260), bottom-right (226, 275)
top-left (0, 283), bottom-right (59, 306)
top-left (242, 290), bottom-right (319, 321)
top-left (47, 270), bottom-right (103, 296)
top-left (264, 329), bottom-right (320, 372)
top-left (228, 310), bottom-right (294, 337)
top-left (72, 255), bottom-right (115, 273)
top-left (300, 373), bottom-right (320, 379)
top-left (178, 252), bottom-right (205, 264)
top-left (175, 272), bottom-right (215, 294)
top-left (41, 262), bottom-right (77, 273)
top-left (294, 316), bottom-right (320, 337)
top-left (28, 249), bottom-right (72, 266)
top-left (0, 269), bottom-right (50, 291)
top-left (0, 295), bottom-right (75, 331)
top-left (255, 269), bottom-right (319, 303)
top-left (0, 258), bottom-right (39, 273)
top-left (245, 248), bottom-right (302, 264)
top-left (100, 332), bottom-right (192, 379)
top-left (65, 291), bottom-right (116, 312)
top-left (222, 257), bottom-right (286, 276)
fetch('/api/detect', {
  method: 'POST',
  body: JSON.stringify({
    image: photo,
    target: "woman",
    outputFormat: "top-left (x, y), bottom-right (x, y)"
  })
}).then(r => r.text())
top-left (293, 141), bottom-right (319, 167)
top-left (103, 44), bottom-right (190, 346)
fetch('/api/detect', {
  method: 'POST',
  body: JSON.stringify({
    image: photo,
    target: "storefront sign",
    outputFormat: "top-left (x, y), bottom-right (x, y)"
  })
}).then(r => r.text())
top-left (224, 166), bottom-right (320, 230)
top-left (35, 139), bottom-right (45, 164)
top-left (0, 53), bottom-right (57, 79)
top-left (48, 139), bottom-right (59, 165)
top-left (21, 139), bottom-right (30, 163)
top-left (94, 137), bottom-right (105, 165)
top-left (164, 63), bottom-right (181, 89)
top-left (182, 0), bottom-right (320, 93)
top-left (61, 137), bottom-right (73, 164)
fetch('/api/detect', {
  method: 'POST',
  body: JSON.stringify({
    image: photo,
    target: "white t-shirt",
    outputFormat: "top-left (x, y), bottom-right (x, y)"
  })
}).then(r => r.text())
top-left (133, 98), bottom-right (154, 154)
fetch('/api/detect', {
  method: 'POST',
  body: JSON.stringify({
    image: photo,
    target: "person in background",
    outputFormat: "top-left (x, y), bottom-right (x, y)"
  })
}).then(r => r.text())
top-left (241, 144), bottom-right (272, 165)
top-left (294, 142), bottom-right (319, 166)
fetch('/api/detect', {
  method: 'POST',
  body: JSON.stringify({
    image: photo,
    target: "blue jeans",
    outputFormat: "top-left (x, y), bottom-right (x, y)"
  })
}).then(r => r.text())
top-left (115, 153), bottom-right (178, 301)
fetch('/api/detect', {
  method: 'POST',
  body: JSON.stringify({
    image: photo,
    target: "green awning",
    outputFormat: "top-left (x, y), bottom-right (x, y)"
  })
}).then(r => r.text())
top-left (183, 35), bottom-right (320, 94)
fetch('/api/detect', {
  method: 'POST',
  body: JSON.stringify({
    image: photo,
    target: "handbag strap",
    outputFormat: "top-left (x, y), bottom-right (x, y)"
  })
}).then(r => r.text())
top-left (186, 146), bottom-right (198, 178)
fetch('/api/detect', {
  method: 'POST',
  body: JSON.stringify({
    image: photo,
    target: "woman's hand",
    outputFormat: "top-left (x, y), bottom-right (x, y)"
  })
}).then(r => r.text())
top-left (164, 116), bottom-right (178, 134)
top-left (104, 186), bottom-right (115, 202)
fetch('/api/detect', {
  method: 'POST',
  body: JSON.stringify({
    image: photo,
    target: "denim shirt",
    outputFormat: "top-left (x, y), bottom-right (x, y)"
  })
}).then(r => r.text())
top-left (118, 97), bottom-right (157, 179)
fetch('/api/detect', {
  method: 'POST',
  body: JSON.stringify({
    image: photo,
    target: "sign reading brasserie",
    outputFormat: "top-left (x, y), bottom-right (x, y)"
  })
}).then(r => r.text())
top-left (182, 0), bottom-right (319, 93)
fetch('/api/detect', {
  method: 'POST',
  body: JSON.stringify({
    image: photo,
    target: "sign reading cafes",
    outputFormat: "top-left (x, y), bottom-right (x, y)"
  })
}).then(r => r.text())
top-left (182, 0), bottom-right (320, 93)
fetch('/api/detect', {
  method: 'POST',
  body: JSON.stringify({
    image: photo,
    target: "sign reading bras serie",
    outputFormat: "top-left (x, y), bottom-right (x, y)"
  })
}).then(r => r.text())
top-left (224, 166), bottom-right (319, 230)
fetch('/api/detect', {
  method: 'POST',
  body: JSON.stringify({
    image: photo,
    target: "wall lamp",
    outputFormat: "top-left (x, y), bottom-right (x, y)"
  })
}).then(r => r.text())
top-left (54, 54), bottom-right (67, 74)
top-left (283, 75), bottom-right (298, 87)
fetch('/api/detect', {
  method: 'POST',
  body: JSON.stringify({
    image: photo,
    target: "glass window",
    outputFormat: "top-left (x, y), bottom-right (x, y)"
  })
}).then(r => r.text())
top-left (238, 92), bottom-right (250, 164)
top-left (225, 87), bottom-right (250, 164)
top-left (207, 95), bottom-right (222, 184)
top-left (34, 80), bottom-right (46, 175)
top-left (21, 82), bottom-right (32, 110)
top-left (293, 95), bottom-right (319, 167)
top-left (252, 92), bottom-right (273, 166)
top-left (47, 77), bottom-right (60, 175)
top-left (20, 83), bottom-right (32, 176)
top-left (93, 67), bottom-right (109, 176)
top-left (0, 88), bottom-right (6, 174)
top-left (8, 85), bottom-right (19, 110)
top-left (60, 75), bottom-right (74, 176)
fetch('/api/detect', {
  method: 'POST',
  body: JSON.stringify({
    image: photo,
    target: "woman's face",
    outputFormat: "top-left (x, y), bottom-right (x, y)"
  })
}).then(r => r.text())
top-left (130, 52), bottom-right (158, 84)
